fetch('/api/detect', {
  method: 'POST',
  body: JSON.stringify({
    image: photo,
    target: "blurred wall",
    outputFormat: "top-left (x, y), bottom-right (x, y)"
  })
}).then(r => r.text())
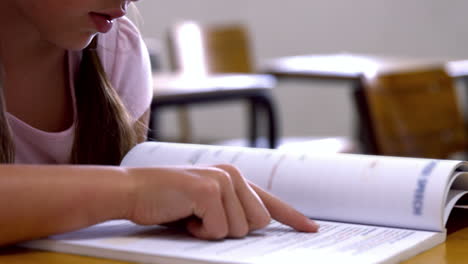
top-left (135, 0), bottom-right (468, 143)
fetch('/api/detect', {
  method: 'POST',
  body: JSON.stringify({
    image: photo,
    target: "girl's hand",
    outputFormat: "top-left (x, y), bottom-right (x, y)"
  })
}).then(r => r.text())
top-left (124, 165), bottom-right (319, 240)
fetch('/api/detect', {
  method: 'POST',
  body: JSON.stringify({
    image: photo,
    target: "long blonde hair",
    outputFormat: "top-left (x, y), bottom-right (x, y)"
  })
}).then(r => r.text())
top-left (0, 66), bottom-right (14, 162)
top-left (0, 37), bottom-right (139, 165)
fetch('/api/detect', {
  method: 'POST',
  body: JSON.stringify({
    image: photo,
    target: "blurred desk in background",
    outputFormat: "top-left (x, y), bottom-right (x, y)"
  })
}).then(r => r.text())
top-left (150, 73), bottom-right (279, 148)
top-left (263, 53), bottom-right (468, 155)
top-left (263, 53), bottom-right (468, 80)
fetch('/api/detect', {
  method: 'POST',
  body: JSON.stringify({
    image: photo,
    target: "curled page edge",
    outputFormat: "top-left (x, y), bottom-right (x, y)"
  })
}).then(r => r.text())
top-left (444, 189), bottom-right (468, 225)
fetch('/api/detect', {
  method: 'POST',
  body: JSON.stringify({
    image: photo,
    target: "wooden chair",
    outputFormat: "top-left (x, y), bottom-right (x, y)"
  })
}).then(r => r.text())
top-left (203, 24), bottom-right (254, 73)
top-left (150, 21), bottom-right (278, 148)
top-left (361, 67), bottom-right (467, 158)
top-left (167, 21), bottom-right (254, 74)
top-left (163, 21), bottom-right (359, 153)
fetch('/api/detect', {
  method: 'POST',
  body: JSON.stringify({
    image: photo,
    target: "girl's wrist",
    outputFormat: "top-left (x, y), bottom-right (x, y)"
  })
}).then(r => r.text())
top-left (84, 166), bottom-right (137, 224)
top-left (111, 167), bottom-right (137, 221)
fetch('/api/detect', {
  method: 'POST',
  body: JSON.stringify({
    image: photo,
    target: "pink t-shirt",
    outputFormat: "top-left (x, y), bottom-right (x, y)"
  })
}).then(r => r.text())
top-left (8, 17), bottom-right (153, 164)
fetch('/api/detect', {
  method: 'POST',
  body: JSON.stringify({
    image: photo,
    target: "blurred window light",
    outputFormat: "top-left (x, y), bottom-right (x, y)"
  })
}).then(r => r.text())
top-left (175, 22), bottom-right (208, 77)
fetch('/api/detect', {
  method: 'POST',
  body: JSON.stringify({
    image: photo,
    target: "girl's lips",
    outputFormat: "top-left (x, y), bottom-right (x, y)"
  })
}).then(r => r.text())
top-left (89, 12), bottom-right (114, 33)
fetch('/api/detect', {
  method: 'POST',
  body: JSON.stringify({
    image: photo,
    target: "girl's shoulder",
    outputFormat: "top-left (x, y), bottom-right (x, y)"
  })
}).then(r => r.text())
top-left (96, 17), bottom-right (153, 120)
top-left (97, 16), bottom-right (147, 69)
top-left (98, 16), bottom-right (143, 54)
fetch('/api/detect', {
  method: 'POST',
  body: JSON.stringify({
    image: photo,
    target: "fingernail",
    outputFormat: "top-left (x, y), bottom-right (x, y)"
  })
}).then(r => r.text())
top-left (308, 219), bottom-right (320, 232)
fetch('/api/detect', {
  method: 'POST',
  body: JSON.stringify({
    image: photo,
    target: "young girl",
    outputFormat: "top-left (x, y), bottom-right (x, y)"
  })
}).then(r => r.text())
top-left (0, 0), bottom-right (318, 246)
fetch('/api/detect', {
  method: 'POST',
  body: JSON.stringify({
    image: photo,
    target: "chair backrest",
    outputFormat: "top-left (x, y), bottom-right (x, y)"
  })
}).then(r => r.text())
top-left (167, 21), bottom-right (254, 74)
top-left (363, 67), bottom-right (467, 158)
top-left (203, 24), bottom-right (254, 73)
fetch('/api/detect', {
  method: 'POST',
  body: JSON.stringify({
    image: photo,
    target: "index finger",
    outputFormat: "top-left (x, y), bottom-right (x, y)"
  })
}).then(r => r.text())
top-left (249, 182), bottom-right (319, 233)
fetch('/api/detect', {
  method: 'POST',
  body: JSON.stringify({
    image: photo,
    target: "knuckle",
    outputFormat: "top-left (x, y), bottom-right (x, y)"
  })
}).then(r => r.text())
top-left (258, 213), bottom-right (272, 227)
top-left (231, 225), bottom-right (249, 238)
top-left (195, 179), bottom-right (222, 197)
top-left (214, 228), bottom-right (229, 240)
top-left (214, 164), bottom-right (244, 182)
top-left (216, 164), bottom-right (242, 176)
top-left (250, 212), bottom-right (272, 230)
top-left (204, 225), bottom-right (228, 240)
top-left (209, 168), bottom-right (233, 188)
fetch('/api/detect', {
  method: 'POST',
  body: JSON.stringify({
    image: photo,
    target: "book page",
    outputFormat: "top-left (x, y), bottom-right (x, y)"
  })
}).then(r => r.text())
top-left (444, 189), bottom-right (468, 224)
top-left (22, 220), bottom-right (445, 264)
top-left (121, 142), bottom-right (467, 231)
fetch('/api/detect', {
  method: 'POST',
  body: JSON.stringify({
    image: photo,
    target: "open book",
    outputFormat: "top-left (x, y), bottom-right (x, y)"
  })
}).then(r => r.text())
top-left (22, 142), bottom-right (468, 264)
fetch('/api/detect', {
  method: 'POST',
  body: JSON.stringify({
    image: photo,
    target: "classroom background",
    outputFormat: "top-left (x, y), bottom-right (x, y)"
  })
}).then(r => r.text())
top-left (134, 0), bottom-right (468, 150)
